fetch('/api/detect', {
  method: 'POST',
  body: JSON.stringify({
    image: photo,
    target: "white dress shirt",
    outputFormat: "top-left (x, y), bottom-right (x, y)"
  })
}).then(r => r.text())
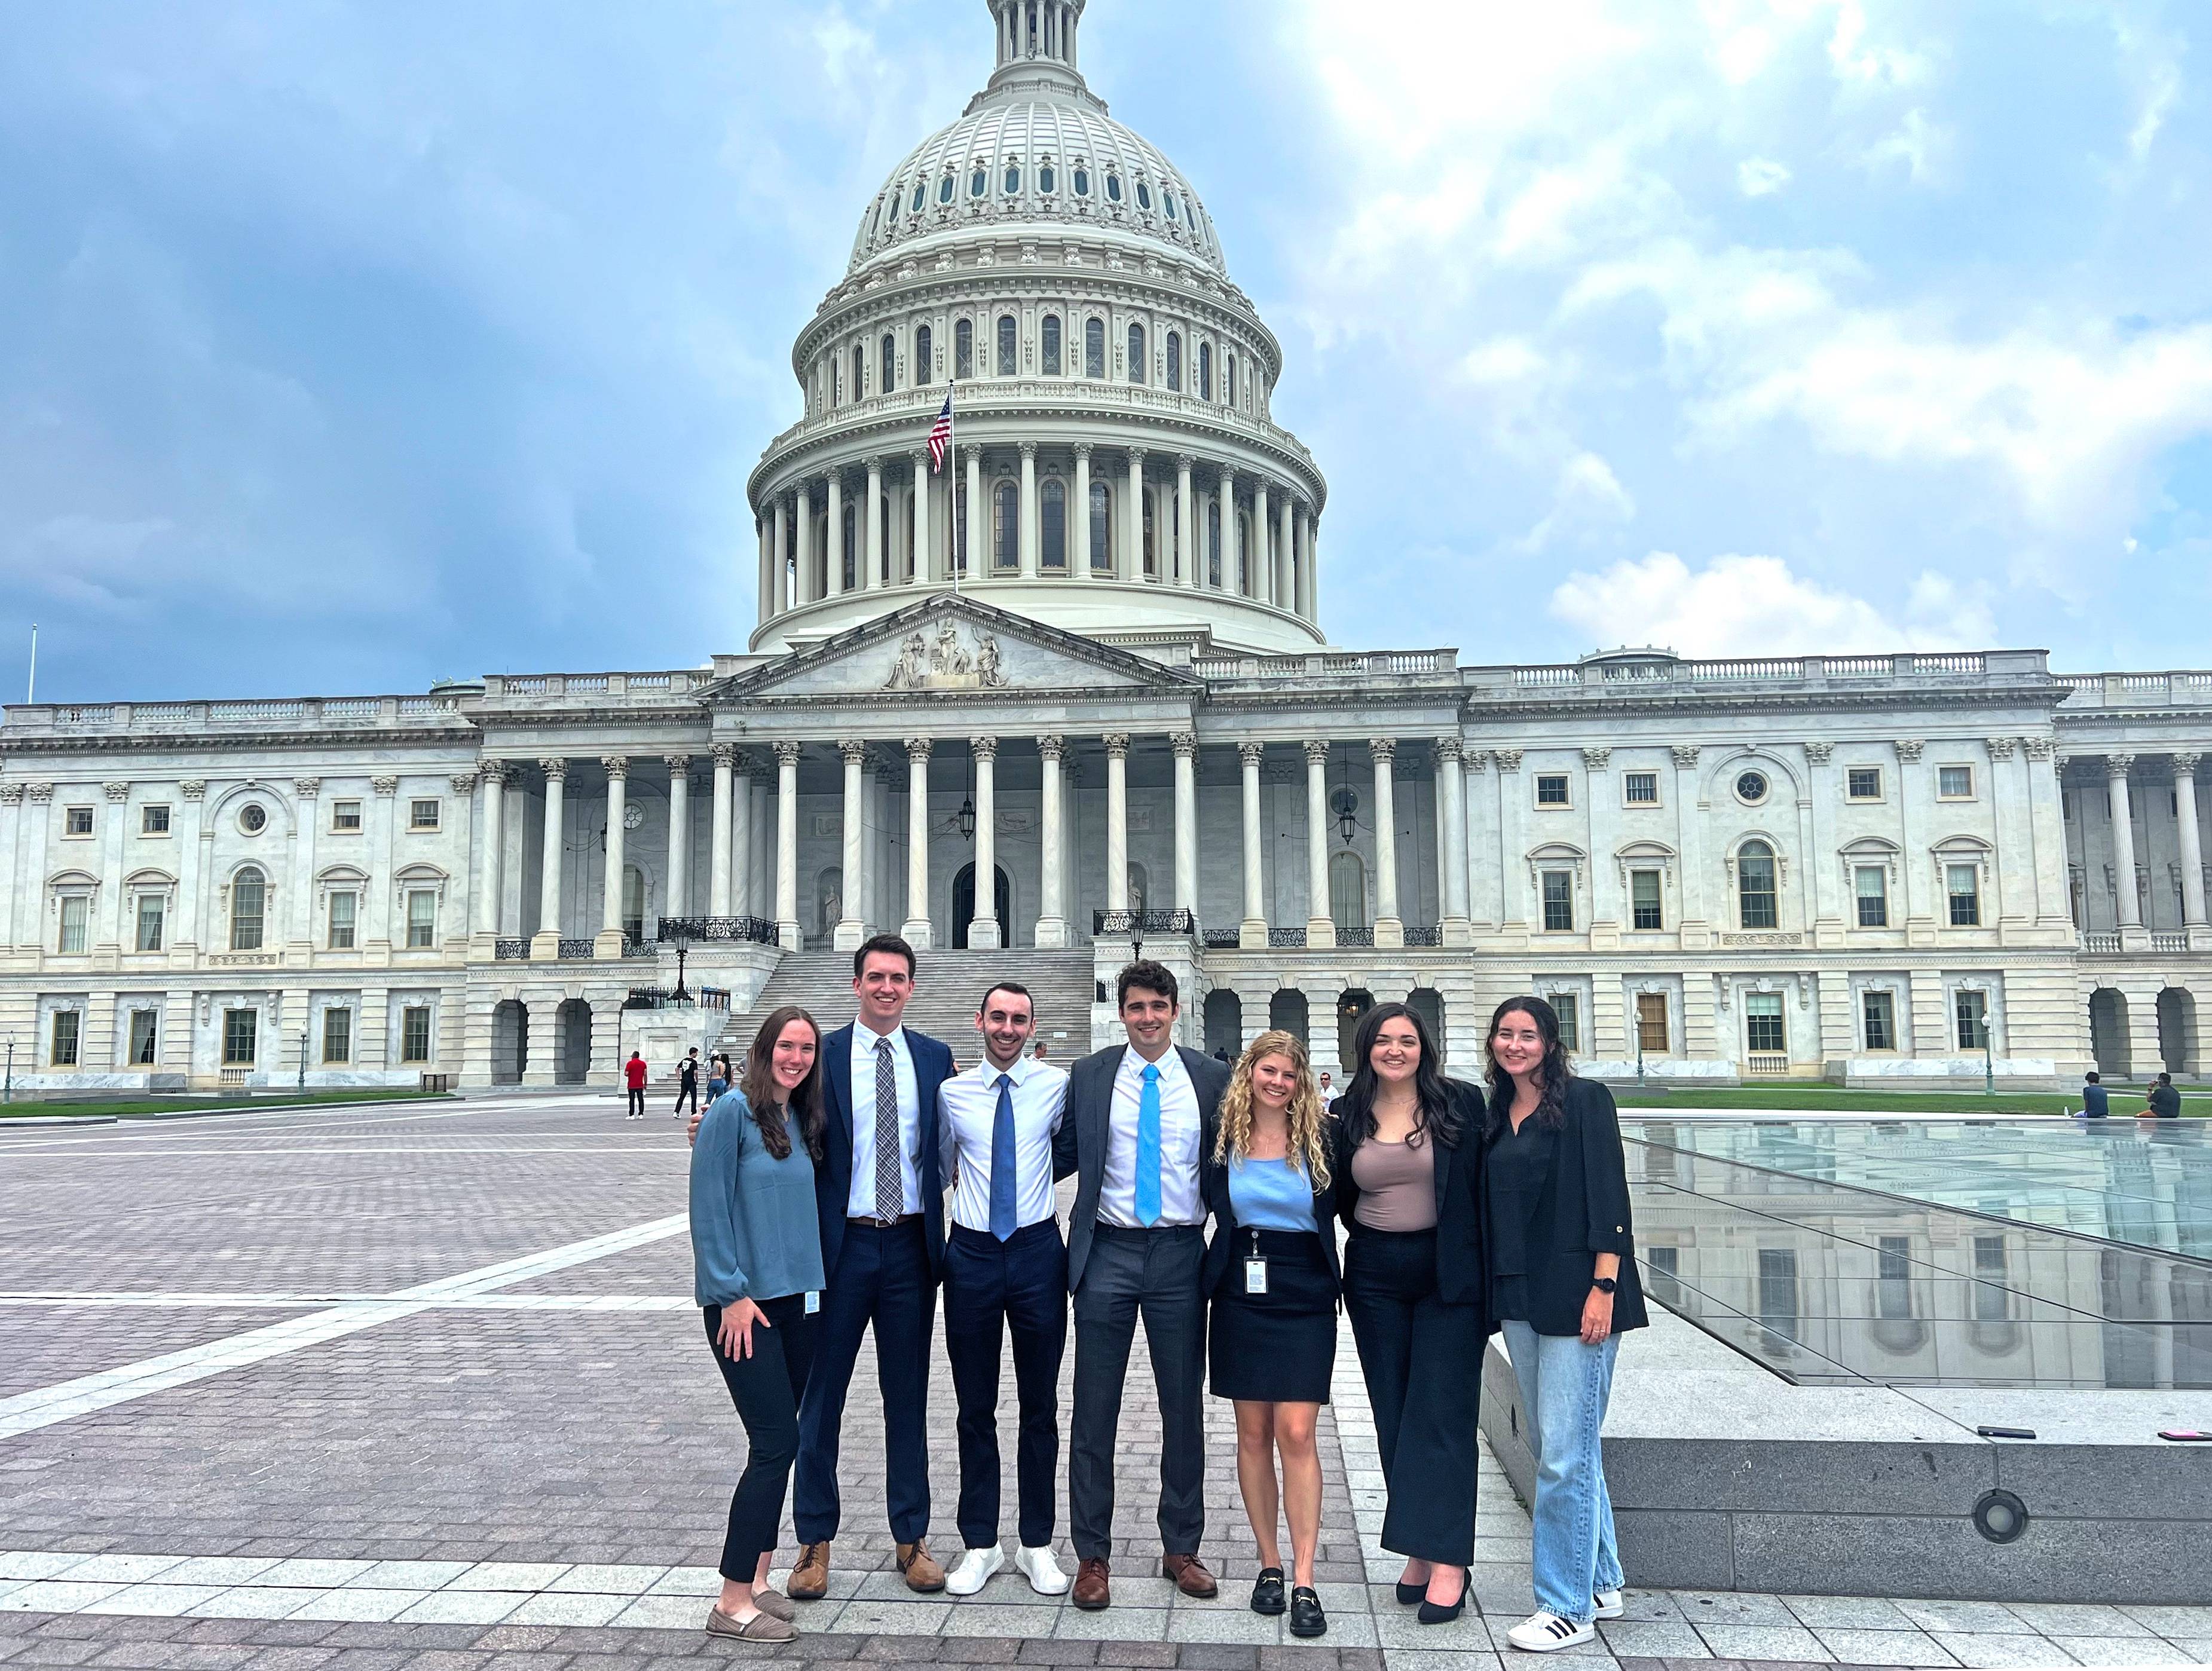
top-left (1099, 1045), bottom-right (1203, 1228)
top-left (848, 1020), bottom-right (923, 1217)
top-left (938, 1054), bottom-right (1070, 1232)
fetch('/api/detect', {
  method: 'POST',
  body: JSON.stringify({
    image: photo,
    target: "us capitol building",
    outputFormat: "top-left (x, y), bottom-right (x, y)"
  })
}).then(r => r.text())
top-left (4, 0), bottom-right (2207, 1094)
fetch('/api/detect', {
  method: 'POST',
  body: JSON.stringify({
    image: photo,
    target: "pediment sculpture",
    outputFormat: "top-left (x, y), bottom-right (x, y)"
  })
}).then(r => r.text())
top-left (885, 622), bottom-right (1010, 691)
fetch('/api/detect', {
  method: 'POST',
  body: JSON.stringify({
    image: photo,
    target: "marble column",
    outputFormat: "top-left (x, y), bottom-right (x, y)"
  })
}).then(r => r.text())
top-left (757, 516), bottom-right (774, 625)
top-left (1018, 442), bottom-right (1040, 577)
top-left (665, 756), bottom-right (692, 923)
top-left (1239, 740), bottom-right (1266, 947)
top-left (1219, 466), bottom-right (1238, 593)
top-left (1106, 733), bottom-right (1131, 912)
top-left (2108, 754), bottom-right (2141, 928)
top-left (902, 738), bottom-right (934, 947)
top-left (911, 451), bottom-right (931, 584)
top-left (795, 486), bottom-right (815, 604)
top-left (596, 758), bottom-right (629, 959)
top-left (1437, 737), bottom-right (1471, 944)
top-left (730, 751), bottom-right (754, 916)
top-left (1371, 738), bottom-right (1403, 947)
top-left (773, 495), bottom-right (790, 613)
top-left (1277, 497), bottom-right (1296, 610)
top-left (865, 458), bottom-right (885, 589)
top-left (2177, 754), bottom-right (2208, 931)
top-left (1298, 510), bottom-right (1317, 620)
top-left (1305, 739), bottom-right (1335, 947)
top-left (1172, 732), bottom-right (1199, 919)
top-left (1253, 481), bottom-right (1272, 604)
top-left (532, 760), bottom-right (567, 959)
top-left (964, 446), bottom-right (983, 578)
top-left (1072, 445), bottom-right (1093, 573)
top-left (774, 742), bottom-right (802, 950)
top-left (970, 736), bottom-right (1001, 950)
top-left (1124, 449), bottom-right (1145, 582)
top-left (835, 740), bottom-right (867, 951)
top-left (1177, 455), bottom-right (1197, 589)
top-left (1037, 734), bottom-right (1068, 948)
top-left (826, 473), bottom-right (846, 598)
top-left (709, 745), bottom-right (734, 916)
top-left (475, 765), bottom-right (506, 940)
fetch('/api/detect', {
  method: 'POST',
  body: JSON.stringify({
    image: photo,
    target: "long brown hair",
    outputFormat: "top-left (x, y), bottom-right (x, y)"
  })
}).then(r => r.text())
top-left (1213, 1029), bottom-right (1332, 1185)
top-left (738, 1005), bottom-right (825, 1161)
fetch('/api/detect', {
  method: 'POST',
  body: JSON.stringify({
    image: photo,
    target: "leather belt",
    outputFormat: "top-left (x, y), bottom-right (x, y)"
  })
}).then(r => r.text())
top-left (848, 1212), bottom-right (922, 1228)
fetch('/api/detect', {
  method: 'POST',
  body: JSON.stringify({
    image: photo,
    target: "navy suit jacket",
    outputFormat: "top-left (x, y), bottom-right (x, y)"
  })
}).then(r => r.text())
top-left (816, 1021), bottom-right (956, 1280)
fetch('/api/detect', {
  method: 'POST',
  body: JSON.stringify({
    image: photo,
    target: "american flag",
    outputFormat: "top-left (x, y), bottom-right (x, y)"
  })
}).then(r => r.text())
top-left (927, 387), bottom-right (954, 472)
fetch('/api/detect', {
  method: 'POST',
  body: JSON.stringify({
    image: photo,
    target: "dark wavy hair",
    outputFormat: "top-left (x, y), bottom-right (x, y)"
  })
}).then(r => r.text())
top-left (1334, 1000), bottom-right (1461, 1150)
top-left (1482, 994), bottom-right (1574, 1138)
top-left (737, 1005), bottom-right (826, 1161)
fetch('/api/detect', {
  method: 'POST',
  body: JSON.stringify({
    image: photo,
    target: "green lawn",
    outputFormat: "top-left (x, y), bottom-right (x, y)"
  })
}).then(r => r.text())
top-left (1611, 1085), bottom-right (2208, 1116)
top-left (0, 1088), bottom-right (456, 1121)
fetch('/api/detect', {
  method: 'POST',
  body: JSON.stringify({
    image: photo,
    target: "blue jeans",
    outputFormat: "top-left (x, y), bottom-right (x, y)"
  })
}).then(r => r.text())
top-left (1501, 1322), bottom-right (1623, 1624)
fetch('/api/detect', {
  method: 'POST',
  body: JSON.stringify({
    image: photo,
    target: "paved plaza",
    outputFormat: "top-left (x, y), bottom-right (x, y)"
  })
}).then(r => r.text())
top-left (3, 1097), bottom-right (2208, 1671)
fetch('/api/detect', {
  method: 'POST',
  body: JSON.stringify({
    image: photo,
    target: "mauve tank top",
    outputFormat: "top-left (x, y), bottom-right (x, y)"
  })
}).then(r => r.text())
top-left (1351, 1136), bottom-right (1437, 1231)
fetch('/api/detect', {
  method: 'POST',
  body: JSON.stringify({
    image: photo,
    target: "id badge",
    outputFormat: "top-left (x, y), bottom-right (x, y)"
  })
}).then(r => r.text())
top-left (1245, 1258), bottom-right (1269, 1296)
top-left (804, 1290), bottom-right (821, 1315)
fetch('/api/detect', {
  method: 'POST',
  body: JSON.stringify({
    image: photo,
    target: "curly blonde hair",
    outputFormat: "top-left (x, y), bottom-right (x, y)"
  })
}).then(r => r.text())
top-left (1213, 1029), bottom-right (1332, 1185)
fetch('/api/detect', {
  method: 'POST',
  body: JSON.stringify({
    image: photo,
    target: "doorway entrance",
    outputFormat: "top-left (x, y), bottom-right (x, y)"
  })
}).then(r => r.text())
top-left (952, 862), bottom-right (1012, 950)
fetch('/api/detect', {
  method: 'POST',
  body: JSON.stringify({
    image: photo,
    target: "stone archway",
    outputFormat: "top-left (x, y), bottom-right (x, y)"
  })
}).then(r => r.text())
top-left (556, 998), bottom-right (593, 1086)
top-left (491, 1000), bottom-right (527, 1087)
top-left (2158, 987), bottom-right (2197, 1076)
top-left (1408, 986), bottom-right (1446, 1058)
top-left (1203, 988), bottom-right (1243, 1061)
top-left (1269, 988), bottom-right (1310, 1046)
top-left (952, 862), bottom-right (1012, 950)
top-left (2088, 988), bottom-right (2130, 1079)
top-left (1337, 988), bottom-right (1375, 1082)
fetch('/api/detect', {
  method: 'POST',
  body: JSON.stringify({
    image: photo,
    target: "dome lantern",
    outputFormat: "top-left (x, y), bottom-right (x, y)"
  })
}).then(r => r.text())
top-left (989, 1), bottom-right (1085, 84)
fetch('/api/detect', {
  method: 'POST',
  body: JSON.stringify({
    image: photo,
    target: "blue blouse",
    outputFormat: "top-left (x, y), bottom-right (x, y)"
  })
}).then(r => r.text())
top-left (689, 1089), bottom-right (826, 1307)
top-left (1228, 1154), bottom-right (1318, 1234)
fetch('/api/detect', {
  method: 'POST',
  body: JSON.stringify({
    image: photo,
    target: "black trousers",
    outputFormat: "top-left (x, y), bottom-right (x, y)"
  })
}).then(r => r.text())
top-left (1342, 1226), bottom-right (1483, 1566)
top-left (944, 1220), bottom-right (1068, 1550)
top-left (675, 1079), bottom-right (699, 1113)
top-left (1069, 1223), bottom-right (1206, 1561)
top-left (626, 1087), bottom-right (645, 1116)
top-left (703, 1296), bottom-right (818, 1583)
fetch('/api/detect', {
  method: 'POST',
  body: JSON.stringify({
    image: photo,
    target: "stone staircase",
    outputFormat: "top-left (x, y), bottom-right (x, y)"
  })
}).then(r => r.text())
top-left (711, 948), bottom-right (1099, 1067)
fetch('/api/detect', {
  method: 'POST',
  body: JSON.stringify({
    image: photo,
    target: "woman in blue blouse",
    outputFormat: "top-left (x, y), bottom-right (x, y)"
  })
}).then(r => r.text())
top-left (689, 1005), bottom-right (827, 1643)
top-left (1201, 1030), bottom-right (1340, 1639)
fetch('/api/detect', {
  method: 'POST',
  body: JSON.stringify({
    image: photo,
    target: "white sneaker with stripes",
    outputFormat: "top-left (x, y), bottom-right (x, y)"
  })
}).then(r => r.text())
top-left (1507, 1611), bottom-right (1597, 1652)
top-left (1593, 1589), bottom-right (1624, 1619)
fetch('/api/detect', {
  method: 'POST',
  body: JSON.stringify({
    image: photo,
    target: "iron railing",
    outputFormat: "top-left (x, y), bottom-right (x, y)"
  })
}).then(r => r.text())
top-left (1201, 928), bottom-right (1241, 948)
top-left (494, 939), bottom-right (529, 961)
top-left (1093, 909), bottom-right (1198, 937)
top-left (658, 915), bottom-right (779, 945)
top-left (1269, 928), bottom-right (1309, 948)
top-left (1404, 925), bottom-right (1444, 947)
top-left (557, 938), bottom-right (596, 960)
top-left (1338, 926), bottom-right (1376, 947)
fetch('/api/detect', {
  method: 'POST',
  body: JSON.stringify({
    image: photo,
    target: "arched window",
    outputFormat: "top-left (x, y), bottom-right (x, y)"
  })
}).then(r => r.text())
top-left (1084, 317), bottom-right (1105, 378)
top-left (1143, 489), bottom-right (1157, 575)
top-left (1089, 481), bottom-right (1112, 570)
top-left (1226, 351), bottom-right (1238, 406)
top-left (993, 479), bottom-right (1018, 569)
top-left (939, 172), bottom-right (956, 205)
top-left (1003, 160), bottom-right (1021, 195)
top-left (1165, 331), bottom-right (1182, 391)
top-left (851, 345), bottom-right (864, 399)
top-left (1127, 323), bottom-right (1146, 384)
top-left (1041, 314), bottom-right (1062, 375)
top-left (230, 866), bottom-right (267, 952)
top-left (997, 313), bottom-right (1018, 377)
top-left (915, 323), bottom-right (933, 382)
top-left (1106, 172), bottom-right (1123, 203)
top-left (1207, 498), bottom-right (1223, 587)
top-left (880, 333), bottom-right (895, 393)
top-left (970, 166), bottom-right (987, 198)
top-left (1237, 513), bottom-right (1253, 593)
top-left (1042, 478), bottom-right (1067, 569)
top-left (954, 479), bottom-right (970, 575)
top-left (623, 865), bottom-right (646, 941)
top-left (1136, 179), bottom-right (1153, 210)
top-left (1329, 851), bottom-right (1367, 932)
top-left (1164, 189), bottom-right (1178, 221)
top-left (955, 319), bottom-right (974, 380)
top-left (1199, 342), bottom-right (1213, 401)
top-left (911, 180), bottom-right (926, 213)
top-left (1039, 162), bottom-right (1056, 194)
top-left (1738, 840), bottom-right (1779, 929)
top-left (841, 502), bottom-right (857, 590)
top-left (1073, 165), bottom-right (1090, 197)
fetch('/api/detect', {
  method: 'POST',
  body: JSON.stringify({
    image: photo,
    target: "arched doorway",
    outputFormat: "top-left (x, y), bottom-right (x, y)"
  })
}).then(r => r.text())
top-left (556, 999), bottom-right (592, 1086)
top-left (2159, 987), bottom-right (2197, 1076)
top-left (1337, 988), bottom-right (1375, 1081)
top-left (1204, 989), bottom-right (1243, 1060)
top-left (952, 862), bottom-right (1012, 950)
top-left (1329, 850), bottom-right (1367, 933)
top-left (1408, 987), bottom-right (1446, 1057)
top-left (2088, 988), bottom-right (2130, 1079)
top-left (491, 1000), bottom-right (527, 1086)
top-left (1269, 988), bottom-right (1310, 1045)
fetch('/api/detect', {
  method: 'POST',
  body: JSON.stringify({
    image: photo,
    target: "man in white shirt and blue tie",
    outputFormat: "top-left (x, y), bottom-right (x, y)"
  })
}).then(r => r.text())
top-left (935, 982), bottom-right (1074, 1597)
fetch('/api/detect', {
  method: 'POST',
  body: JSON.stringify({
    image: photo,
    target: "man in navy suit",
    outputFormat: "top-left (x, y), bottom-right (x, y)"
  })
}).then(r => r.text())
top-left (787, 934), bottom-right (956, 1600)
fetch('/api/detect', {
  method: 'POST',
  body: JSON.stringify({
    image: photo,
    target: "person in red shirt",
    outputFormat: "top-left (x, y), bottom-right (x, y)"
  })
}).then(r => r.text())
top-left (625, 1051), bottom-right (649, 1119)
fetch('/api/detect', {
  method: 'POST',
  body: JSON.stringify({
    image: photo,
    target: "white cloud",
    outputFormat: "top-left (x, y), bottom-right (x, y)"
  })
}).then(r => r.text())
top-left (1862, 107), bottom-right (1945, 183)
top-left (1825, 1), bottom-right (1932, 88)
top-left (1549, 552), bottom-right (1995, 656)
top-left (1736, 156), bottom-right (1791, 197)
top-left (1517, 452), bottom-right (1636, 552)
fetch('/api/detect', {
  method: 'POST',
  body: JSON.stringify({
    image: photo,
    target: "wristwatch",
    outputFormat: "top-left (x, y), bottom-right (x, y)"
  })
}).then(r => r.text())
top-left (1591, 1277), bottom-right (1618, 1295)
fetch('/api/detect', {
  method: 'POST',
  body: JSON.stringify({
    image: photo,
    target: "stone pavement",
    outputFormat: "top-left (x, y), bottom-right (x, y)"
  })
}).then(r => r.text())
top-left (4, 1095), bottom-right (2208, 1671)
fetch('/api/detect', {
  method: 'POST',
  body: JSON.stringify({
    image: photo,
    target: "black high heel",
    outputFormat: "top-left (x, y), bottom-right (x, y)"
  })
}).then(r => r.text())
top-left (1416, 1566), bottom-right (1470, 1626)
top-left (1394, 1575), bottom-right (1425, 1605)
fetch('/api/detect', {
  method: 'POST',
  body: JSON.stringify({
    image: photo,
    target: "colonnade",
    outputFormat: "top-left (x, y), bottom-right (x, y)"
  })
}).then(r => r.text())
top-left (2079, 751), bottom-right (2209, 933)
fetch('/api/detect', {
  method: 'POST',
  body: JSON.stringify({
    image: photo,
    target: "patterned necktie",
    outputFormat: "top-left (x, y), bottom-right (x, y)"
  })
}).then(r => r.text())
top-left (1135, 1062), bottom-right (1162, 1226)
top-left (874, 1038), bottom-right (902, 1223)
top-left (990, 1072), bottom-right (1018, 1241)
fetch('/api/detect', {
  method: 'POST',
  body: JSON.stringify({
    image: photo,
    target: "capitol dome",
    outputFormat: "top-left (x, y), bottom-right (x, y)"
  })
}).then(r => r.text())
top-left (746, 0), bottom-right (1328, 657)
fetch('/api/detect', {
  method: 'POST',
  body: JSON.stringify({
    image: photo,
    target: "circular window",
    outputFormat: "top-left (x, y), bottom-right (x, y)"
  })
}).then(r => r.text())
top-left (238, 803), bottom-right (268, 834)
top-left (1073, 167), bottom-right (1090, 197)
top-left (1105, 173), bottom-right (1122, 203)
top-left (1736, 770), bottom-right (1770, 805)
top-left (623, 804), bottom-right (645, 831)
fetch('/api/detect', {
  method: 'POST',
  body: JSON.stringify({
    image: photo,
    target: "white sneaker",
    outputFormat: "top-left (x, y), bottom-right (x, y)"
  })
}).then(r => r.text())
top-left (1014, 1544), bottom-right (1070, 1595)
top-left (1593, 1590), bottom-right (1624, 1620)
top-left (944, 1545), bottom-right (1003, 1596)
top-left (1507, 1612), bottom-right (1596, 1652)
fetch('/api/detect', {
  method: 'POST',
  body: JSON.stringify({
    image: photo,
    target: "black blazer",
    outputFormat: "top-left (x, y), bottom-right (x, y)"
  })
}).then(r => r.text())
top-left (1329, 1079), bottom-right (1489, 1312)
top-left (1199, 1121), bottom-right (1343, 1297)
top-left (1483, 1076), bottom-right (1648, 1338)
top-left (1053, 1043), bottom-right (1230, 1292)
top-left (816, 1022), bottom-right (956, 1280)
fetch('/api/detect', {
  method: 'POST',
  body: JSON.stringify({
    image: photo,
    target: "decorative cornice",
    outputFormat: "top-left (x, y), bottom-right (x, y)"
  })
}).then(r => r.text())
top-left (712, 743), bottom-right (738, 770)
top-left (1437, 737), bottom-right (1465, 764)
top-left (601, 756), bottom-right (629, 780)
top-left (2176, 752), bottom-right (2203, 775)
top-left (1464, 748), bottom-right (1491, 773)
top-left (2023, 736), bottom-right (2055, 760)
top-left (0, 784), bottom-right (24, 805)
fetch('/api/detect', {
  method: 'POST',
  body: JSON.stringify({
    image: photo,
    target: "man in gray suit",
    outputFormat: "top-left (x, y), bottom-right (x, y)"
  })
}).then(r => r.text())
top-left (1052, 959), bottom-right (1229, 1611)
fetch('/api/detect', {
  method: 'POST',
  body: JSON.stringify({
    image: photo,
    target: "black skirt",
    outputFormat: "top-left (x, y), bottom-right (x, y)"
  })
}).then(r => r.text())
top-left (1208, 1228), bottom-right (1337, 1403)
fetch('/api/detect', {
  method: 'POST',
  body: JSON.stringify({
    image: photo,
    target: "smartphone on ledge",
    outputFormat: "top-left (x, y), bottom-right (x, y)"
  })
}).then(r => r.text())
top-left (1976, 1425), bottom-right (2036, 1440)
top-left (2158, 1430), bottom-right (2209, 1442)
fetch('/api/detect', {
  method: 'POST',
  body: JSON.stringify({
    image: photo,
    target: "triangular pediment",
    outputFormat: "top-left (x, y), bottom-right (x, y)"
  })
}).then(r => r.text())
top-left (708, 595), bottom-right (1201, 704)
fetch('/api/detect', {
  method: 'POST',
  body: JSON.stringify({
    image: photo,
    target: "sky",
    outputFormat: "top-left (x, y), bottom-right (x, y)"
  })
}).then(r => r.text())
top-left (2, 0), bottom-right (2209, 703)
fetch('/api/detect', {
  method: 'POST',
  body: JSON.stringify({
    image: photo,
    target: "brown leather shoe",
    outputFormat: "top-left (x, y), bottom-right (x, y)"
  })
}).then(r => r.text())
top-left (1162, 1553), bottom-right (1218, 1599)
top-left (1072, 1557), bottom-right (1112, 1611)
top-left (897, 1538), bottom-right (946, 1593)
top-left (787, 1541), bottom-right (830, 1600)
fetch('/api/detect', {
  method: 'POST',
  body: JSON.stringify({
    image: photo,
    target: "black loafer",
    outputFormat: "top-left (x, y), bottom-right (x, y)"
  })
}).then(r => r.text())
top-left (1289, 1586), bottom-right (1327, 1638)
top-left (1394, 1580), bottom-right (1425, 1606)
top-left (1249, 1567), bottom-right (1286, 1615)
top-left (1418, 1567), bottom-right (1470, 1626)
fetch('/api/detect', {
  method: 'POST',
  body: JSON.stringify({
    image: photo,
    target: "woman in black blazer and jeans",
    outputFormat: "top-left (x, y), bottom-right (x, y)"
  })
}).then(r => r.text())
top-left (1482, 996), bottom-right (1647, 1654)
top-left (1331, 1001), bottom-right (1489, 1624)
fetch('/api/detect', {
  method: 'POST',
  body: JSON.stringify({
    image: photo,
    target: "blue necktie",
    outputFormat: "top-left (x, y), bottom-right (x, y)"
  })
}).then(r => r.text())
top-left (1135, 1062), bottom-right (1162, 1226)
top-left (990, 1072), bottom-right (1018, 1241)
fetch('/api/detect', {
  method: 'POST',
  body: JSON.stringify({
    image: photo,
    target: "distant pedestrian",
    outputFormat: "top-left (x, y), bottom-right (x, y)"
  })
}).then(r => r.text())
top-left (2081, 1072), bottom-right (2109, 1119)
top-left (1318, 1071), bottom-right (1333, 1103)
top-left (708, 1052), bottom-right (732, 1103)
top-left (1214, 1046), bottom-right (1231, 1064)
top-left (677, 1048), bottom-right (703, 1117)
top-left (625, 1051), bottom-right (649, 1119)
top-left (2145, 1072), bottom-right (2182, 1119)
top-left (1033, 1041), bottom-right (1050, 1063)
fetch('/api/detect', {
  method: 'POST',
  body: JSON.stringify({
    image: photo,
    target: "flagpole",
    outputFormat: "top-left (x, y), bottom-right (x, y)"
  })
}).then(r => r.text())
top-left (948, 379), bottom-right (960, 595)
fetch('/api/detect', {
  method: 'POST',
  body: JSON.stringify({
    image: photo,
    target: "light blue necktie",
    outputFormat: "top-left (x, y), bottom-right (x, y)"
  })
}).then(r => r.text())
top-left (989, 1072), bottom-right (1018, 1241)
top-left (1135, 1062), bottom-right (1162, 1226)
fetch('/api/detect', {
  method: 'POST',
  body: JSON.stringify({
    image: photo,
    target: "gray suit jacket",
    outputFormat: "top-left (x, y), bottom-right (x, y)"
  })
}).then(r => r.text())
top-left (1053, 1042), bottom-right (1231, 1291)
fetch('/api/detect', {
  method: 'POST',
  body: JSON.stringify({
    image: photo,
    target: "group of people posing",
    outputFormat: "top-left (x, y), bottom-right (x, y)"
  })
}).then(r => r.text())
top-left (684, 935), bottom-right (1647, 1652)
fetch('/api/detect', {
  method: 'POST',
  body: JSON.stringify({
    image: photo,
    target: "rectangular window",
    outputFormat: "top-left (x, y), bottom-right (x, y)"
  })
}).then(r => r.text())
top-left (408, 798), bottom-right (440, 831)
top-left (1636, 992), bottom-right (1670, 1053)
top-left (58, 896), bottom-right (88, 955)
top-left (1541, 870), bottom-right (1574, 932)
top-left (1535, 773), bottom-right (1571, 806)
top-left (65, 806), bottom-right (94, 836)
top-left (128, 1009), bottom-right (158, 1066)
top-left (1757, 1245), bottom-right (1801, 1343)
top-left (1630, 870), bottom-right (1663, 931)
top-left (1938, 765), bottom-right (1975, 799)
top-left (956, 317), bottom-right (975, 380)
top-left (1645, 1243), bottom-right (1681, 1306)
top-left (1745, 993), bottom-right (1785, 1055)
top-left (1877, 1235), bottom-right (1914, 1319)
top-left (135, 894), bottom-right (166, 953)
top-left (401, 1005), bottom-right (433, 1064)
top-left (1956, 990), bottom-right (1988, 1051)
top-left (50, 1010), bottom-right (81, 1067)
top-left (1855, 865), bottom-right (1889, 927)
top-left (1862, 989), bottom-right (1896, 1051)
top-left (322, 1008), bottom-right (353, 1064)
top-left (406, 890), bottom-right (437, 949)
top-left (331, 800), bottom-right (363, 833)
top-left (328, 891), bottom-right (357, 950)
top-left (1552, 993), bottom-right (1580, 1052)
top-left (1947, 862), bottom-right (1981, 926)
top-left (1622, 771), bottom-right (1659, 806)
top-left (222, 1008), bottom-right (258, 1066)
top-left (1847, 767), bottom-right (1882, 800)
top-left (141, 804), bottom-right (171, 835)
top-left (1972, 1236), bottom-right (2009, 1322)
